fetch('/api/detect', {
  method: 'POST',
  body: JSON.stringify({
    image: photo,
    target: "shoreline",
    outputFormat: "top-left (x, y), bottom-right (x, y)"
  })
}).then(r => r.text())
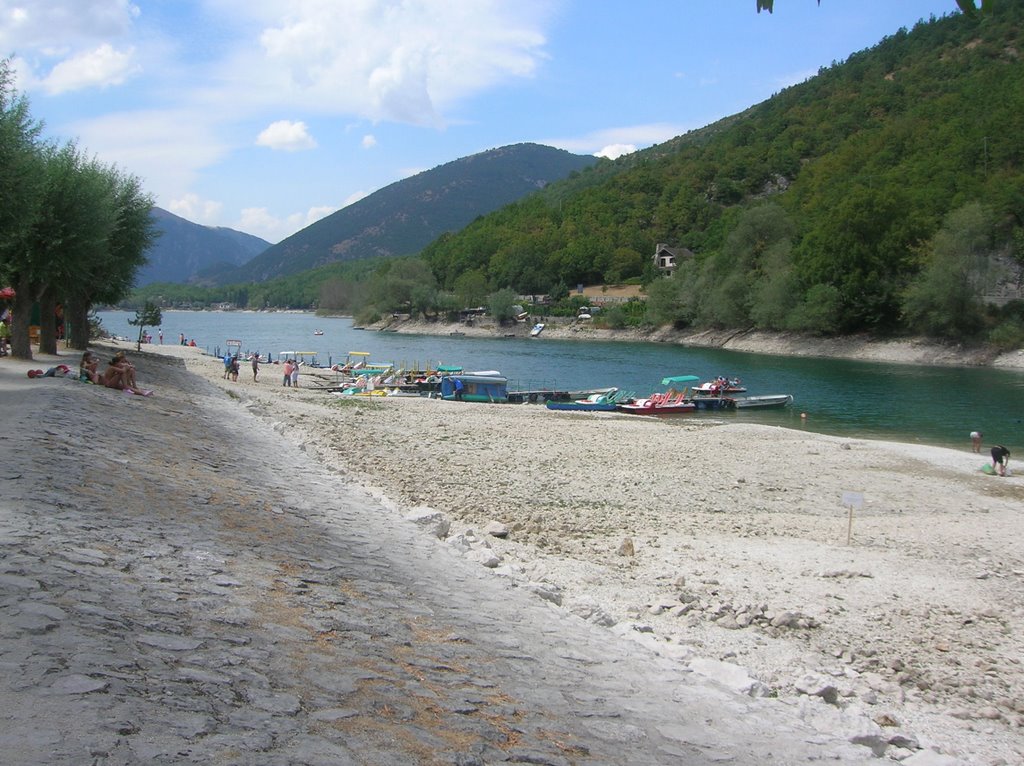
top-left (143, 341), bottom-right (1023, 764)
top-left (367, 315), bottom-right (1024, 370)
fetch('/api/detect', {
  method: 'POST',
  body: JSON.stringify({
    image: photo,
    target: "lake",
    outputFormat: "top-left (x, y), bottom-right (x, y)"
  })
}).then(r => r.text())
top-left (98, 309), bottom-right (1023, 451)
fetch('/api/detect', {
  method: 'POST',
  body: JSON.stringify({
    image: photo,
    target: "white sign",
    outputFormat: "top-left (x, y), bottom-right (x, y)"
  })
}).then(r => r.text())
top-left (842, 491), bottom-right (864, 509)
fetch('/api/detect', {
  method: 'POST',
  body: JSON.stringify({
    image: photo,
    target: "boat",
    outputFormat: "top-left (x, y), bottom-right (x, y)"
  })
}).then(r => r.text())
top-left (659, 375), bottom-right (729, 410)
top-left (617, 392), bottom-right (697, 415)
top-left (439, 373), bottom-right (509, 403)
top-left (731, 394), bottom-right (794, 409)
top-left (530, 323), bottom-right (545, 337)
top-left (692, 376), bottom-right (746, 395)
top-left (313, 329), bottom-right (324, 336)
top-left (546, 388), bottom-right (628, 412)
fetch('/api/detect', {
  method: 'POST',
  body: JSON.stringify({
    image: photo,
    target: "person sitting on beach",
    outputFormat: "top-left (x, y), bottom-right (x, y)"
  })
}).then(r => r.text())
top-left (103, 351), bottom-right (139, 391)
top-left (991, 445), bottom-right (1010, 477)
top-left (79, 351), bottom-right (100, 383)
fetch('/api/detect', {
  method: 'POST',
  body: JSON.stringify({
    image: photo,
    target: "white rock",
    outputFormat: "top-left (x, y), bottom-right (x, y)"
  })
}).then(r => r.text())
top-left (405, 506), bottom-right (450, 539)
top-left (523, 581), bottom-right (563, 605)
top-left (795, 673), bottom-right (840, 704)
top-left (467, 548), bottom-right (502, 568)
top-left (901, 750), bottom-right (966, 766)
top-left (688, 657), bottom-right (767, 697)
top-left (483, 520), bottom-right (509, 538)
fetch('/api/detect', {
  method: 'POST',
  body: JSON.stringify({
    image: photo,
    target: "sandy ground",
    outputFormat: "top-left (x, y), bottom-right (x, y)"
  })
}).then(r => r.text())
top-left (15, 341), bottom-right (1024, 763)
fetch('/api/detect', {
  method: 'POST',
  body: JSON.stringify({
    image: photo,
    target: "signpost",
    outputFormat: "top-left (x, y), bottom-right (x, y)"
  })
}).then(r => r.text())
top-left (842, 491), bottom-right (864, 546)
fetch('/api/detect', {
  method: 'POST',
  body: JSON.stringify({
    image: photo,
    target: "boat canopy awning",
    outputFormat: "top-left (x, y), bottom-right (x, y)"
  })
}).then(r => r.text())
top-left (436, 365), bottom-right (463, 372)
top-left (661, 375), bottom-right (701, 385)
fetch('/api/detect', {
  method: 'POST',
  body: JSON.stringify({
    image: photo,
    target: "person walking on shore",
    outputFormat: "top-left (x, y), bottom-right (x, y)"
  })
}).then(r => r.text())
top-left (991, 445), bottom-right (1010, 477)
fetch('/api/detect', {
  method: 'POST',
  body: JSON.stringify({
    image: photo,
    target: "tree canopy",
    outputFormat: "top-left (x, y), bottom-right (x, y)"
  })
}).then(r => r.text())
top-left (0, 59), bottom-right (156, 358)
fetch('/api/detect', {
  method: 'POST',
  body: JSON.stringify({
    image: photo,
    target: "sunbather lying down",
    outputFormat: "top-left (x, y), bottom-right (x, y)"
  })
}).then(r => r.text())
top-left (27, 365), bottom-right (72, 379)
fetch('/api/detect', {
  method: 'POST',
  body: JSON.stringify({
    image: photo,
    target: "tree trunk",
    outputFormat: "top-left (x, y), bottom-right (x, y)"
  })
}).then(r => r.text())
top-left (38, 287), bottom-right (57, 355)
top-left (66, 297), bottom-right (91, 351)
top-left (9, 275), bottom-right (35, 360)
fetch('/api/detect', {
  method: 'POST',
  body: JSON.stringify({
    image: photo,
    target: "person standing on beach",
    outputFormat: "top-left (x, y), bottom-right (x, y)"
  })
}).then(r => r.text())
top-left (158, 328), bottom-right (163, 344)
top-left (179, 332), bottom-right (185, 345)
top-left (971, 431), bottom-right (983, 453)
top-left (290, 359), bottom-right (300, 388)
top-left (991, 445), bottom-right (1010, 477)
top-left (251, 352), bottom-right (259, 382)
top-left (283, 359), bottom-right (293, 387)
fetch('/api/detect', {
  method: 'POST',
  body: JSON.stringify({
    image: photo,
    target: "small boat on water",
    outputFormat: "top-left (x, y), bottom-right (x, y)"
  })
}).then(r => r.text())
top-left (313, 329), bottom-right (324, 336)
top-left (691, 376), bottom-right (746, 395)
top-left (530, 323), bottom-right (545, 337)
top-left (731, 394), bottom-right (794, 409)
top-left (617, 391), bottom-right (697, 415)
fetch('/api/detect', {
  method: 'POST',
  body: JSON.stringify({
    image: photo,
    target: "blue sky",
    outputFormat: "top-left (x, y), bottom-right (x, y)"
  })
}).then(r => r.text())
top-left (4, 1), bottom-right (960, 244)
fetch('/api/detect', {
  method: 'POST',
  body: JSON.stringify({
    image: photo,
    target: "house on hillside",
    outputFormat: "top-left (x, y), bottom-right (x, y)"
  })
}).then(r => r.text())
top-left (654, 244), bottom-right (694, 276)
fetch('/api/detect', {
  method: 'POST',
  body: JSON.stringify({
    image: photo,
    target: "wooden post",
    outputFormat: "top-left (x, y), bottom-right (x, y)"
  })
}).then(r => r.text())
top-left (841, 491), bottom-right (863, 546)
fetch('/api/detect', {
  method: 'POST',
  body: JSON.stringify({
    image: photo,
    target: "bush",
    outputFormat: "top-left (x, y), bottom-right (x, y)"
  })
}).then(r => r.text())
top-left (988, 320), bottom-right (1024, 351)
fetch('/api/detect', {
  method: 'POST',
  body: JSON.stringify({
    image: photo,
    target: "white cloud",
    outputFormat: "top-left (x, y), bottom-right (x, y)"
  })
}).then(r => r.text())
top-left (595, 144), bottom-right (636, 160)
top-left (304, 205), bottom-right (336, 224)
top-left (235, 203), bottom-right (340, 243)
top-left (219, 0), bottom-right (555, 125)
top-left (42, 43), bottom-right (139, 94)
top-left (546, 123), bottom-right (690, 156)
top-left (168, 194), bottom-right (224, 225)
top-left (361, 134), bottom-right (377, 149)
top-left (255, 119), bottom-right (316, 151)
top-left (64, 107), bottom-right (230, 204)
top-left (0, 0), bottom-right (139, 51)
top-left (342, 190), bottom-right (370, 207)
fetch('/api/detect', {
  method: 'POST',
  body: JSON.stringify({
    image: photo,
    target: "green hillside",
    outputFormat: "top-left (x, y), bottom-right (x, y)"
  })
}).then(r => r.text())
top-left (216, 143), bottom-right (596, 284)
top-left (420, 5), bottom-right (1024, 339)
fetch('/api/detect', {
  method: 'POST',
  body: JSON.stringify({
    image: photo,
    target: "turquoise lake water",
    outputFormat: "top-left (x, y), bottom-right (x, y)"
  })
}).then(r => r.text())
top-left (98, 310), bottom-right (1024, 451)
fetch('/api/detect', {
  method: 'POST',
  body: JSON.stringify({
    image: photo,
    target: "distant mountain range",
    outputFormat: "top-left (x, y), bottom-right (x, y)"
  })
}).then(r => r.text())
top-left (137, 208), bottom-right (270, 286)
top-left (201, 143), bottom-right (597, 285)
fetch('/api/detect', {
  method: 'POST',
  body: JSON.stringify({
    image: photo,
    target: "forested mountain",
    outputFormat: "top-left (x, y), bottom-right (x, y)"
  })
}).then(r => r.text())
top-left (215, 143), bottom-right (597, 285)
top-left (420, 5), bottom-right (1024, 338)
top-left (137, 208), bottom-right (269, 286)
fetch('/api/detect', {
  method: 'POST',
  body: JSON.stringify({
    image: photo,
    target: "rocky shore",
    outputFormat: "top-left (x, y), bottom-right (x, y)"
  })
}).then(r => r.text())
top-left (183, 343), bottom-right (1022, 764)
top-left (3, 342), bottom-right (1022, 764)
top-left (371, 315), bottom-right (1024, 370)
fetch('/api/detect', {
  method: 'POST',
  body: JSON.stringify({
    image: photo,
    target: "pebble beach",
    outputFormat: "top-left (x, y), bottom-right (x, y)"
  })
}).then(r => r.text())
top-left (2, 341), bottom-right (1022, 764)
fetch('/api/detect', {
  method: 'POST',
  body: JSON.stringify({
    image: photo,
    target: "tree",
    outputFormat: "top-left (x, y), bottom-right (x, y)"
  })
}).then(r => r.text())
top-left (487, 288), bottom-right (519, 324)
top-left (902, 203), bottom-right (990, 338)
top-left (0, 59), bottom-right (45, 359)
top-left (129, 302), bottom-right (162, 350)
top-left (65, 168), bottom-right (156, 350)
